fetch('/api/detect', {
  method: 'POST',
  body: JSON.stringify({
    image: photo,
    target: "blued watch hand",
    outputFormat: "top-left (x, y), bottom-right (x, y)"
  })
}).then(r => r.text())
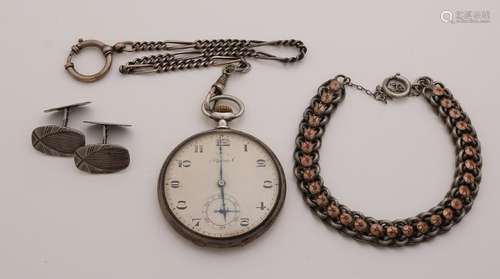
top-left (218, 135), bottom-right (227, 221)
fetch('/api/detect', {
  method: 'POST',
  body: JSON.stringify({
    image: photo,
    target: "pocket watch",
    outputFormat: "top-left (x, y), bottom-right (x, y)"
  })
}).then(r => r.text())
top-left (158, 62), bottom-right (286, 247)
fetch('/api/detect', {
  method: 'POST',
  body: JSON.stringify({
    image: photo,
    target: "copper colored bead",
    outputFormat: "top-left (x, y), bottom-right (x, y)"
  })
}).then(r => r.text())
top-left (449, 109), bottom-right (462, 119)
top-left (458, 185), bottom-right (471, 197)
top-left (314, 194), bottom-right (329, 208)
top-left (464, 146), bottom-right (477, 157)
top-left (300, 155), bottom-right (313, 167)
top-left (442, 208), bottom-right (454, 220)
top-left (416, 221), bottom-right (429, 234)
top-left (430, 214), bottom-right (442, 226)
top-left (370, 223), bottom-right (384, 237)
top-left (456, 121), bottom-right (468, 130)
top-left (463, 173), bottom-right (475, 184)
top-left (320, 92), bottom-right (334, 103)
top-left (462, 134), bottom-right (475, 143)
top-left (354, 218), bottom-right (368, 232)
top-left (327, 204), bottom-right (340, 218)
top-left (303, 168), bottom-right (316, 181)
top-left (308, 114), bottom-right (321, 127)
top-left (339, 213), bottom-right (353, 226)
top-left (432, 86), bottom-right (445, 96)
top-left (451, 198), bottom-right (463, 210)
top-left (303, 131), bottom-right (317, 142)
top-left (401, 224), bottom-right (414, 237)
top-left (308, 181), bottom-right (322, 194)
top-left (464, 160), bottom-right (476, 170)
top-left (440, 98), bottom-right (453, 108)
top-left (328, 80), bottom-right (341, 91)
top-left (301, 141), bottom-right (314, 153)
top-left (386, 226), bottom-right (399, 238)
top-left (303, 128), bottom-right (317, 140)
top-left (313, 102), bottom-right (327, 114)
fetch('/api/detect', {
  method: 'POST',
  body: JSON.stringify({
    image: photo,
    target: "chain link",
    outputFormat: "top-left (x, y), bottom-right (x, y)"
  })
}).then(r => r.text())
top-left (119, 38), bottom-right (307, 74)
top-left (66, 38), bottom-right (307, 82)
top-left (344, 78), bottom-right (389, 103)
top-left (343, 74), bottom-right (434, 104)
top-left (293, 75), bottom-right (482, 246)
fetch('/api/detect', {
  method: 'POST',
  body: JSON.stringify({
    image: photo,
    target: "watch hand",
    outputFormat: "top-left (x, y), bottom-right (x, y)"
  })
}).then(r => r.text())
top-left (218, 179), bottom-right (227, 222)
top-left (214, 209), bottom-right (240, 214)
top-left (218, 135), bottom-right (227, 222)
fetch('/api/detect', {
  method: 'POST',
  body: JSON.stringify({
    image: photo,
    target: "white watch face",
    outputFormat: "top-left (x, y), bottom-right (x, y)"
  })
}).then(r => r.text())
top-left (160, 129), bottom-right (284, 239)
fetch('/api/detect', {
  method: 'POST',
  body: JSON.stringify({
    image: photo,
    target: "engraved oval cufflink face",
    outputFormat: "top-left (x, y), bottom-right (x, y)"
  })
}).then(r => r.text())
top-left (74, 121), bottom-right (131, 174)
top-left (74, 144), bottom-right (130, 174)
top-left (31, 102), bottom-right (91, 157)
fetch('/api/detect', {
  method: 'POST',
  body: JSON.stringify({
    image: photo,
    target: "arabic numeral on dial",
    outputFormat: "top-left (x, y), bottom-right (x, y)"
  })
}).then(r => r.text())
top-left (217, 137), bottom-right (230, 146)
top-left (263, 180), bottom-right (273, 188)
top-left (240, 218), bottom-right (249, 227)
top-left (169, 180), bottom-right (181, 188)
top-left (256, 159), bottom-right (266, 167)
top-left (176, 201), bottom-right (187, 210)
top-left (256, 202), bottom-right (266, 210)
top-left (244, 144), bottom-right (248, 152)
top-left (192, 218), bottom-right (201, 227)
top-left (194, 144), bottom-right (203, 153)
top-left (177, 160), bottom-right (191, 168)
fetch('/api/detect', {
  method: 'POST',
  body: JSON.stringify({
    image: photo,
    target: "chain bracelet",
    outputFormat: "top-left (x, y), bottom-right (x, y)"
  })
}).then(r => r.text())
top-left (65, 38), bottom-right (307, 82)
top-left (293, 75), bottom-right (481, 246)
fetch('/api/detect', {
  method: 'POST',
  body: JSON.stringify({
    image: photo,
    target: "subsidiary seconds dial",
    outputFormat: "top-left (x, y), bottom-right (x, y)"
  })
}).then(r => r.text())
top-left (158, 129), bottom-right (286, 247)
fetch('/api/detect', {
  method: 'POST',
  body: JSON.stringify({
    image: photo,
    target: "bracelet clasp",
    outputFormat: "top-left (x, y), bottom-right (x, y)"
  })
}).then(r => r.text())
top-left (379, 73), bottom-right (412, 98)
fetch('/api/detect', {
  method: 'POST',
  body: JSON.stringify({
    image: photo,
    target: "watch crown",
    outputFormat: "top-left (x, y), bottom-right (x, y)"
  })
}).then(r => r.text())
top-left (214, 104), bottom-right (233, 113)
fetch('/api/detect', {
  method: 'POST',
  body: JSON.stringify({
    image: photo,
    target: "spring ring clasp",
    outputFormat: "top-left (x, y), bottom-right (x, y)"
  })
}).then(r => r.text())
top-left (380, 73), bottom-right (412, 98)
top-left (65, 39), bottom-right (121, 82)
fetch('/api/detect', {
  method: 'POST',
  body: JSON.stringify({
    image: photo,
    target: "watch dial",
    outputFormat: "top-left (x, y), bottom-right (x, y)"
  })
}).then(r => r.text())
top-left (160, 129), bottom-right (284, 240)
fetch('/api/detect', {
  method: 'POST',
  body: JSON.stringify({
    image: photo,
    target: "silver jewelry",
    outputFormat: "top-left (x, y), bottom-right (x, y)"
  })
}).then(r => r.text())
top-left (65, 38), bottom-right (307, 82)
top-left (294, 74), bottom-right (482, 246)
top-left (31, 102), bottom-right (91, 157)
top-left (74, 121), bottom-right (132, 174)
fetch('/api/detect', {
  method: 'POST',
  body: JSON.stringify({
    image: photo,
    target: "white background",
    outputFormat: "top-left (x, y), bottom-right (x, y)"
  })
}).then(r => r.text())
top-left (1, 0), bottom-right (499, 278)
